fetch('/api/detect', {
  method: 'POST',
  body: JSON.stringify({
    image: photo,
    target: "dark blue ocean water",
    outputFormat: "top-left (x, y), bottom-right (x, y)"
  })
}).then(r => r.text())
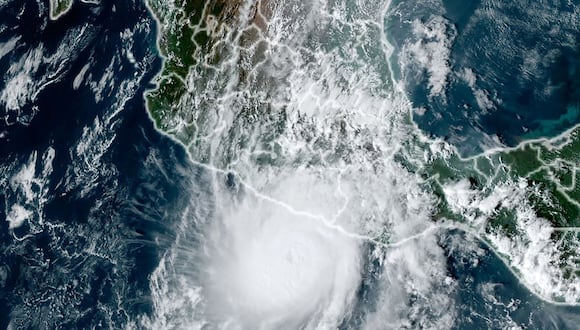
top-left (388, 0), bottom-right (580, 156)
top-left (0, 1), bottom-right (193, 327)
top-left (0, 0), bottom-right (578, 328)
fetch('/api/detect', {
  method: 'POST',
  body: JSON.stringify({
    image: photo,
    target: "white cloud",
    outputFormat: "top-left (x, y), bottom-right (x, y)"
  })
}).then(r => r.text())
top-left (401, 16), bottom-right (457, 100)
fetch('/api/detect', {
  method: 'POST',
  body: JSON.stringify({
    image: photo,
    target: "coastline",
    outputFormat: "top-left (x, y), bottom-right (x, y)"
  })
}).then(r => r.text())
top-left (141, 0), bottom-right (579, 307)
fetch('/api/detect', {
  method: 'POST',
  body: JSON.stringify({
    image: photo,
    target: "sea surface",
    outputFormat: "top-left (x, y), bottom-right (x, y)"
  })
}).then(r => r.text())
top-left (389, 0), bottom-right (580, 155)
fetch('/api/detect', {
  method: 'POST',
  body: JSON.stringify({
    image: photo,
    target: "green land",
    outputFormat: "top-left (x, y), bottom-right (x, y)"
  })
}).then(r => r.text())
top-left (145, 0), bottom-right (579, 230)
top-left (406, 126), bottom-right (580, 285)
top-left (145, 0), bottom-right (234, 144)
top-left (49, 0), bottom-right (73, 20)
top-left (144, 0), bottom-right (579, 301)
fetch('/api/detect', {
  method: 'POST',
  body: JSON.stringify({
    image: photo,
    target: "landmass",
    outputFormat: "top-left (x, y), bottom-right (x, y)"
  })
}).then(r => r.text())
top-left (49, 0), bottom-right (73, 20)
top-left (144, 0), bottom-right (579, 303)
top-left (144, 0), bottom-right (235, 138)
top-left (400, 124), bottom-right (580, 302)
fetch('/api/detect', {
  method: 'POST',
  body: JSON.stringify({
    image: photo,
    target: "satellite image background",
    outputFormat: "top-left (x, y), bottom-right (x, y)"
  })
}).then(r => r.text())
top-left (0, 0), bottom-right (579, 329)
